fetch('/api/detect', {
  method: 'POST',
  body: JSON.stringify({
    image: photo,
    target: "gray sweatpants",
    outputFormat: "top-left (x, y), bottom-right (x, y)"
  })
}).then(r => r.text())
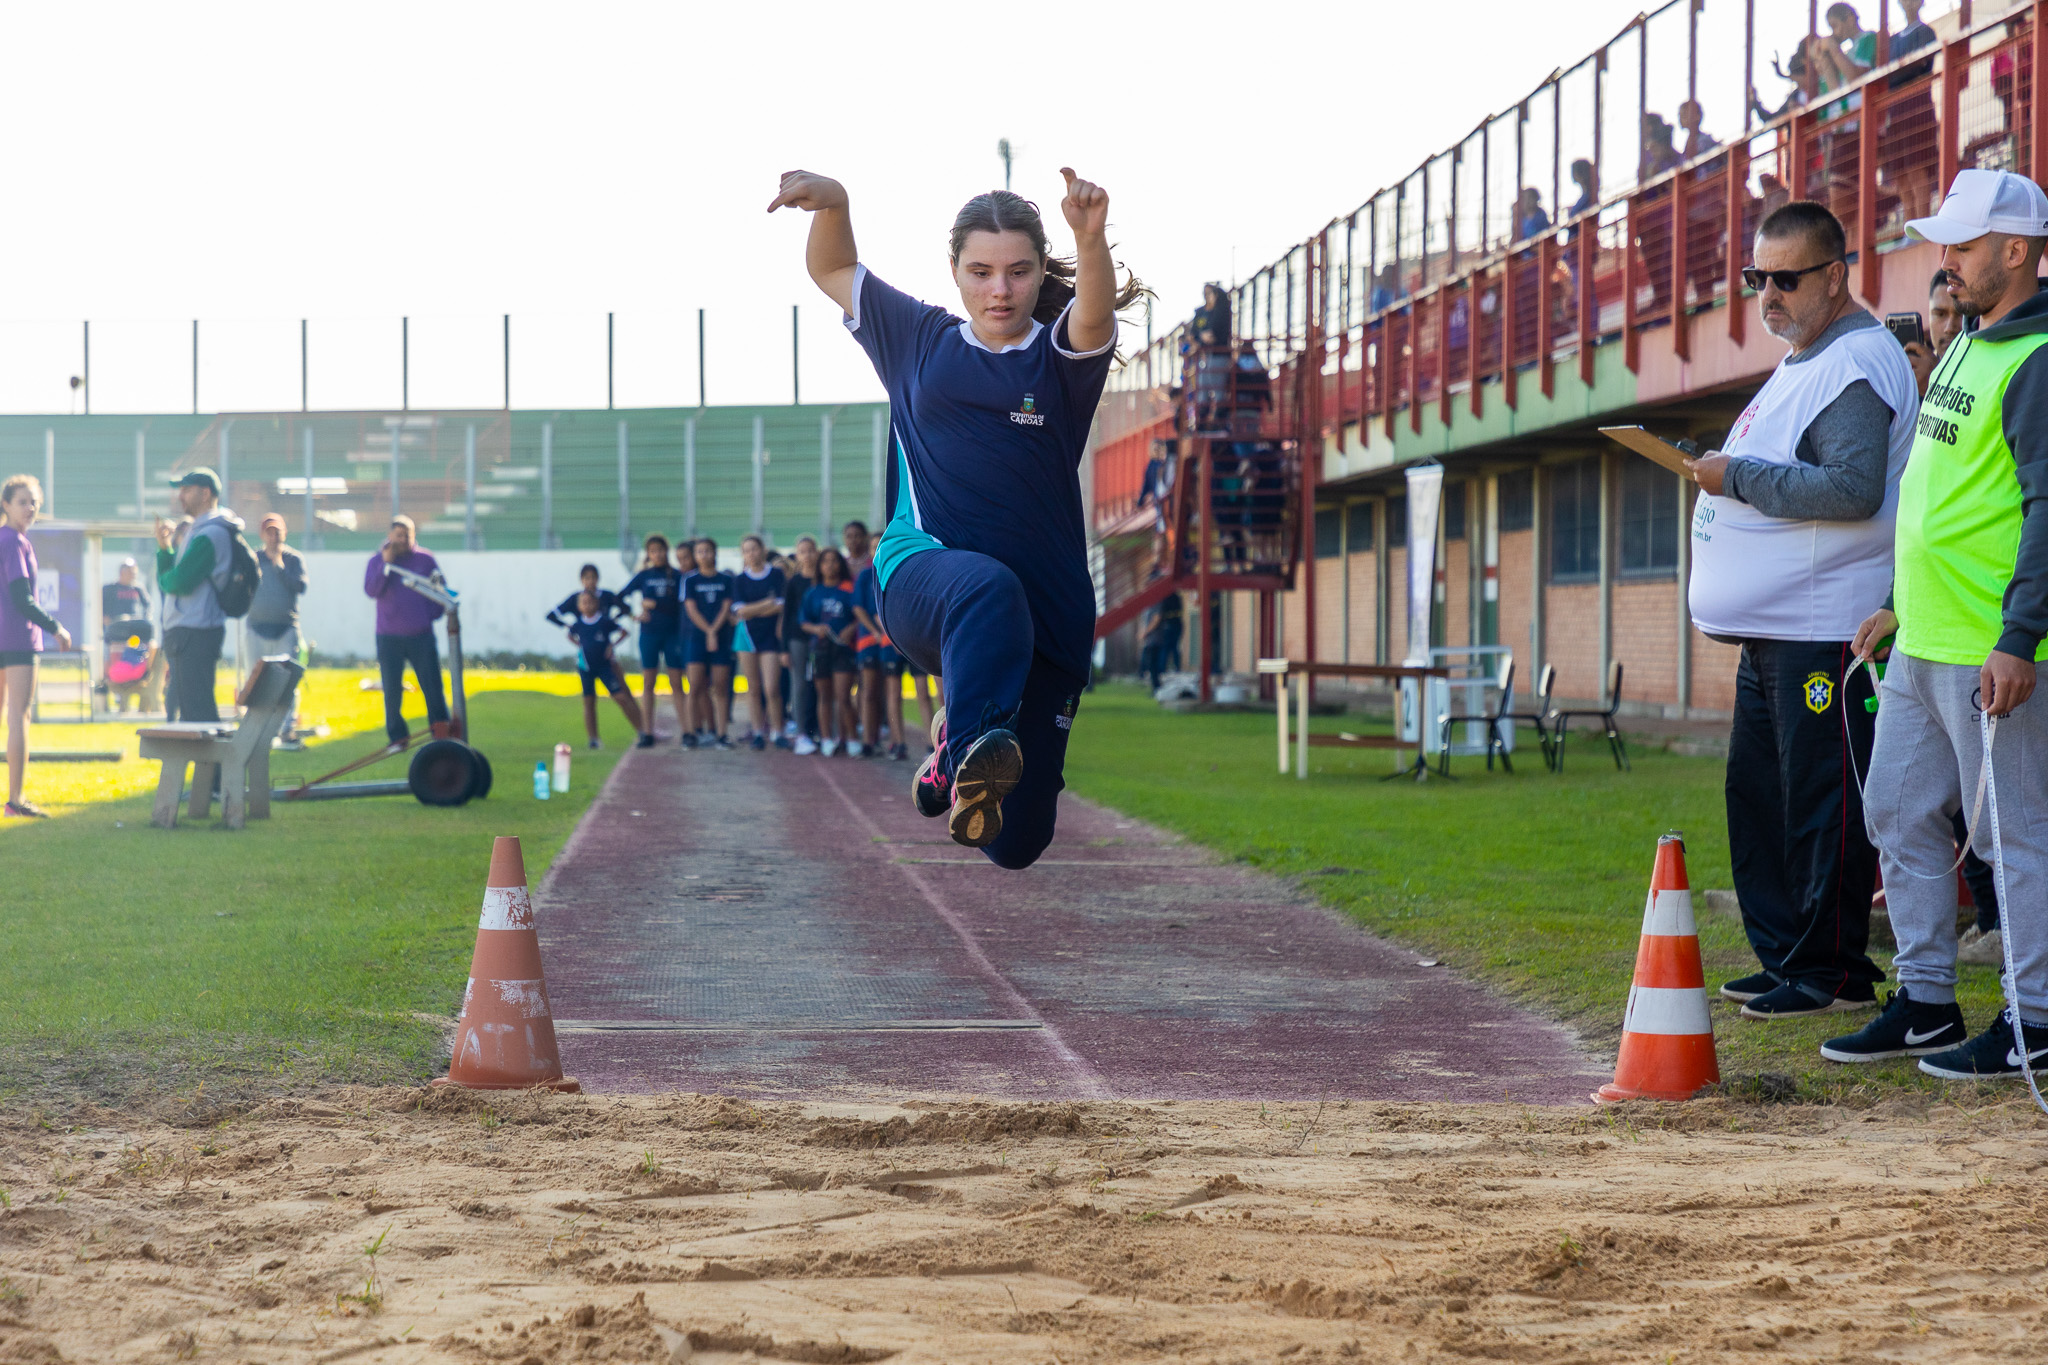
top-left (1863, 651), bottom-right (2048, 1018)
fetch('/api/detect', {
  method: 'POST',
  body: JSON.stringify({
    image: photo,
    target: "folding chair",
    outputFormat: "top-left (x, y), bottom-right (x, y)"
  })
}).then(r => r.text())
top-left (1552, 659), bottom-right (1629, 772)
top-left (1501, 661), bottom-right (1558, 771)
top-left (1436, 652), bottom-right (1517, 776)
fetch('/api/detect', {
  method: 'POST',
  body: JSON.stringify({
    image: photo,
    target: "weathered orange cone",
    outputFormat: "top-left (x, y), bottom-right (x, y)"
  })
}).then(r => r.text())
top-left (1595, 833), bottom-right (1719, 1103)
top-left (435, 836), bottom-right (580, 1092)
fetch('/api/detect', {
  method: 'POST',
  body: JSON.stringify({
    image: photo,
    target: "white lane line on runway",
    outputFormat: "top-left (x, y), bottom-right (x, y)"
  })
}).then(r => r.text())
top-left (894, 858), bottom-right (1211, 867)
top-left (555, 1019), bottom-right (1044, 1032)
top-left (815, 762), bottom-right (1115, 1101)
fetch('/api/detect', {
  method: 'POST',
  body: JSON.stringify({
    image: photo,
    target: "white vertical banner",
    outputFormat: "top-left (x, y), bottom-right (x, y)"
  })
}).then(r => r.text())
top-left (1401, 462), bottom-right (1444, 745)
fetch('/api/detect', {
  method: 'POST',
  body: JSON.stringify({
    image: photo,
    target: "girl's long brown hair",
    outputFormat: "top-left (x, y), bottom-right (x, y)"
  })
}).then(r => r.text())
top-left (948, 190), bottom-right (1149, 354)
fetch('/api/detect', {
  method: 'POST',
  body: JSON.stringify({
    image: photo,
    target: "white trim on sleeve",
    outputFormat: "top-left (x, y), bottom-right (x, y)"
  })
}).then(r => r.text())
top-left (843, 263), bottom-right (869, 334)
top-left (1051, 298), bottom-right (1116, 360)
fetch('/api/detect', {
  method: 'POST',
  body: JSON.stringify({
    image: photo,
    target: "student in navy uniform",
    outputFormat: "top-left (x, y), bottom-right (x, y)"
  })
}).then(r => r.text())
top-left (547, 563), bottom-right (628, 631)
top-left (771, 165), bottom-right (1142, 860)
top-left (783, 537), bottom-right (820, 754)
top-left (682, 536), bottom-right (735, 749)
top-left (731, 533), bottom-right (789, 750)
top-left (564, 588), bottom-right (647, 749)
top-left (852, 562), bottom-right (909, 760)
top-left (621, 534), bottom-right (687, 748)
top-left (799, 546), bottom-right (858, 756)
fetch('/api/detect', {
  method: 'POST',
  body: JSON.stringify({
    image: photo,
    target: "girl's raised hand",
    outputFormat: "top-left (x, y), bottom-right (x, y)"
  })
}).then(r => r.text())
top-left (1059, 167), bottom-right (1108, 238)
top-left (768, 171), bottom-right (849, 214)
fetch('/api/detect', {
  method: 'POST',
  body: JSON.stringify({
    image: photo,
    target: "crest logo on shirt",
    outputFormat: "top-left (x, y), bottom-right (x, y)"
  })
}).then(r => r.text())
top-left (1010, 392), bottom-right (1046, 427)
top-left (1803, 672), bottom-right (1834, 714)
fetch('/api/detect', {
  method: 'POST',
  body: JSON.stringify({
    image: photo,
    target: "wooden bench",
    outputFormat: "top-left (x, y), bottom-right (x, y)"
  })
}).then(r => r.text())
top-left (138, 659), bottom-right (304, 830)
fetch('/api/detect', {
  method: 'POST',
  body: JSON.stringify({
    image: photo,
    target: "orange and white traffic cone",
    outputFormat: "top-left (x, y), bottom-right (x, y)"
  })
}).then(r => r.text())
top-left (1595, 833), bottom-right (1719, 1103)
top-left (435, 836), bottom-right (580, 1093)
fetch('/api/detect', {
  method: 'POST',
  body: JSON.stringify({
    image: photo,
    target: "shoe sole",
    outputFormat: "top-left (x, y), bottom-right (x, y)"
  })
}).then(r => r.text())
top-left (1918, 1059), bottom-right (2023, 1081)
top-left (1739, 997), bottom-right (1877, 1020)
top-left (1718, 986), bottom-right (1767, 1003)
top-left (1819, 1040), bottom-right (1957, 1063)
top-left (948, 730), bottom-right (1022, 849)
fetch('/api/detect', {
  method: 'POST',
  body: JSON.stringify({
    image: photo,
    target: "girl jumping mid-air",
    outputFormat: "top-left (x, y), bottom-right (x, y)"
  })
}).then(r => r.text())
top-left (770, 166), bottom-right (1142, 862)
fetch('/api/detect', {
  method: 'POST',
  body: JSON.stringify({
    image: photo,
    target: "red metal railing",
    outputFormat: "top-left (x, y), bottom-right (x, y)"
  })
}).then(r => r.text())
top-left (1096, 1), bottom-right (2037, 528)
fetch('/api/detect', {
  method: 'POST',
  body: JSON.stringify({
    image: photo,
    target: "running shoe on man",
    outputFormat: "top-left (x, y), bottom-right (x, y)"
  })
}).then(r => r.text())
top-left (913, 708), bottom-right (949, 817)
top-left (3, 799), bottom-right (49, 818)
top-left (1819, 988), bottom-right (1968, 1063)
top-left (1738, 980), bottom-right (1876, 1019)
top-left (1918, 1012), bottom-right (2048, 1080)
top-left (1719, 970), bottom-right (1780, 1003)
top-left (948, 727), bottom-right (1023, 849)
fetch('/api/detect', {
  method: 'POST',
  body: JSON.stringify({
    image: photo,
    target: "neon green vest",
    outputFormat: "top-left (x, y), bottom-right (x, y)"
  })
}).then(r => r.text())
top-left (1895, 329), bottom-right (2048, 665)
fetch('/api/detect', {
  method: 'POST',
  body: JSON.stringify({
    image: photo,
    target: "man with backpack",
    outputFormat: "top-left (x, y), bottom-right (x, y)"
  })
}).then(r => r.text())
top-left (154, 466), bottom-right (256, 724)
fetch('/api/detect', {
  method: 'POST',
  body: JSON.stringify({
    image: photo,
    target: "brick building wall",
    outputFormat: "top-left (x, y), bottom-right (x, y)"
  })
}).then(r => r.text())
top-left (1545, 583), bottom-right (1603, 702)
top-left (1498, 527), bottom-right (1534, 674)
top-left (1442, 539), bottom-right (1471, 648)
top-left (1346, 545), bottom-right (1378, 665)
top-left (1612, 579), bottom-right (1681, 707)
top-left (1690, 631), bottom-right (1742, 714)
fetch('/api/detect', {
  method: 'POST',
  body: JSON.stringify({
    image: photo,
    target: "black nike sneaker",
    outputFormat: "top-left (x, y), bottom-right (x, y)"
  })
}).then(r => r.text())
top-left (1919, 1013), bottom-right (2048, 1081)
top-left (1819, 988), bottom-right (1968, 1063)
top-left (948, 728), bottom-right (1022, 849)
top-left (1719, 970), bottom-right (1780, 1003)
top-left (912, 707), bottom-right (949, 818)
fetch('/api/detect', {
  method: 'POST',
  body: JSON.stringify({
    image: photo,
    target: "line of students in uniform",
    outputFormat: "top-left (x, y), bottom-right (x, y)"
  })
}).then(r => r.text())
top-left (545, 520), bottom-right (939, 757)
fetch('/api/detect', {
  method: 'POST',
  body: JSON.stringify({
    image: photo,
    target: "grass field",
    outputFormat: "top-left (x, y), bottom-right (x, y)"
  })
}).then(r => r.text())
top-left (1064, 684), bottom-right (2011, 1100)
top-left (0, 667), bottom-right (628, 1108)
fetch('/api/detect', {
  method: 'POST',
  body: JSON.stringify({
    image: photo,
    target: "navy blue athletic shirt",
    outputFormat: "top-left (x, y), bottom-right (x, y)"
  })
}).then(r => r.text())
top-left (622, 565), bottom-right (684, 629)
top-left (566, 613), bottom-right (626, 670)
top-left (730, 565), bottom-right (787, 617)
top-left (547, 587), bottom-right (627, 627)
top-left (801, 581), bottom-right (856, 642)
top-left (844, 265), bottom-right (1115, 679)
top-left (681, 570), bottom-right (733, 629)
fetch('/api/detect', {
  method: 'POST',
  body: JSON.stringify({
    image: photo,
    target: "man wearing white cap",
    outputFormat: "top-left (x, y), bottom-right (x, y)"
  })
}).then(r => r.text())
top-left (1833, 168), bottom-right (2048, 1080)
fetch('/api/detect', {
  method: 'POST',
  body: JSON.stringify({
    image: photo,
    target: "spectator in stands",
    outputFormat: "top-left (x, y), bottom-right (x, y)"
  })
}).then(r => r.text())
top-left (1639, 113), bottom-right (1682, 182)
top-left (1751, 47), bottom-right (1820, 125)
top-left (2, 474), bottom-right (71, 818)
top-left (1232, 343), bottom-right (1272, 435)
top-left (1835, 170), bottom-right (2048, 1077)
top-left (1567, 159), bottom-right (1597, 221)
top-left (1140, 589), bottom-right (1184, 691)
top-left (248, 513), bottom-right (308, 743)
top-left (1880, 0), bottom-right (1941, 224)
top-left (1677, 101), bottom-right (1717, 160)
top-left (154, 467), bottom-right (243, 725)
top-left (1637, 116), bottom-right (1685, 312)
top-left (1683, 199), bottom-right (1918, 1021)
top-left (1369, 263), bottom-right (1403, 313)
top-left (1814, 4), bottom-right (1877, 93)
top-left (1192, 283), bottom-right (1231, 348)
top-left (363, 514), bottom-right (450, 746)
top-left (1515, 188), bottom-right (1549, 241)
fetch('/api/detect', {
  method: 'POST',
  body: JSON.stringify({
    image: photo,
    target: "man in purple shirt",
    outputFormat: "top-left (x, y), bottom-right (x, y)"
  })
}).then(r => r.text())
top-left (362, 514), bottom-right (449, 744)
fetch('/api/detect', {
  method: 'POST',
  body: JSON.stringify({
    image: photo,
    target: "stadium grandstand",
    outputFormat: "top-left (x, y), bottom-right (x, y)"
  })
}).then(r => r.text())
top-left (1086, 0), bottom-right (2011, 722)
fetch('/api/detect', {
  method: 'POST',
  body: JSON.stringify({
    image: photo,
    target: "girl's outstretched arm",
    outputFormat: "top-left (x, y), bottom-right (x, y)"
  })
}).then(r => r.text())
top-left (1059, 167), bottom-right (1116, 354)
top-left (768, 171), bottom-right (859, 316)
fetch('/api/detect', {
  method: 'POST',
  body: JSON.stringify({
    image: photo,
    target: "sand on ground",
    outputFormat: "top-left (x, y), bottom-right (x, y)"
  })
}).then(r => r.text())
top-left (2, 1088), bottom-right (2045, 1363)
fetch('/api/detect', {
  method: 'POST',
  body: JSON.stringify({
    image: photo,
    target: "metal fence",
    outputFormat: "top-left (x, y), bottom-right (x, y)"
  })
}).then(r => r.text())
top-left (3, 403), bottom-right (892, 561)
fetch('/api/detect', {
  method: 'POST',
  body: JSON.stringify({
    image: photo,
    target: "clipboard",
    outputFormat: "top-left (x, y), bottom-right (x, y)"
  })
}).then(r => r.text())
top-left (1599, 425), bottom-right (1698, 479)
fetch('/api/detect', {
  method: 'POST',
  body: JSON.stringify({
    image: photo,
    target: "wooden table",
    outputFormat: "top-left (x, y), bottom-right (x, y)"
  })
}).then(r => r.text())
top-left (1255, 659), bottom-right (1452, 781)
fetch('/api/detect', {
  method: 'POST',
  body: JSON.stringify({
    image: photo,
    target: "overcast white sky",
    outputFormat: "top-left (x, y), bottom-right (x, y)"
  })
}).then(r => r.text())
top-left (0, 0), bottom-right (1777, 414)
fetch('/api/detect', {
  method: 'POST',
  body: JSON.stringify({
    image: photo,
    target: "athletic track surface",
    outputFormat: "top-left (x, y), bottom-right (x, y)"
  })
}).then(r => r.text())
top-left (534, 743), bottom-right (1606, 1103)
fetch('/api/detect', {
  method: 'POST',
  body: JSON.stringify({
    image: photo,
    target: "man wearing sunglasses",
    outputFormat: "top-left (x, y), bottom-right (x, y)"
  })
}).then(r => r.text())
top-left (1836, 169), bottom-right (2048, 1081)
top-left (1686, 200), bottom-right (1920, 1023)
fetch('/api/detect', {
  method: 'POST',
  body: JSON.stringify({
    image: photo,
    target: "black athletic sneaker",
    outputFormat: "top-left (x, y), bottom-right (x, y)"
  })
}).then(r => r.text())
top-left (680, 731), bottom-right (698, 750)
top-left (890, 742), bottom-right (909, 762)
top-left (749, 732), bottom-right (766, 751)
top-left (1819, 988), bottom-right (1968, 1063)
top-left (913, 708), bottom-right (950, 818)
top-left (1739, 980), bottom-right (1877, 1019)
top-left (1919, 1013), bottom-right (2048, 1081)
top-left (635, 732), bottom-right (657, 750)
top-left (948, 728), bottom-right (1023, 849)
top-left (715, 734), bottom-right (734, 751)
top-left (587, 738), bottom-right (603, 751)
top-left (1719, 970), bottom-right (1781, 1003)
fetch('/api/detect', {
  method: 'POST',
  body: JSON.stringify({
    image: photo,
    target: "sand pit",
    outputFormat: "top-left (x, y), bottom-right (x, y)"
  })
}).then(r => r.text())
top-left (3, 1089), bottom-right (2046, 1362)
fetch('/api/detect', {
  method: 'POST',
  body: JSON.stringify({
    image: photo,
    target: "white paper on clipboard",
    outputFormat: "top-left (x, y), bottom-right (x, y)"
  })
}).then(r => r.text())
top-left (1599, 425), bottom-right (1697, 480)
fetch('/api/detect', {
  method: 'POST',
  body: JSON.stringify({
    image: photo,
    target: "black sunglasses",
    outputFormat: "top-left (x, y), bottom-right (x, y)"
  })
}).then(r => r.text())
top-left (1741, 260), bottom-right (1842, 293)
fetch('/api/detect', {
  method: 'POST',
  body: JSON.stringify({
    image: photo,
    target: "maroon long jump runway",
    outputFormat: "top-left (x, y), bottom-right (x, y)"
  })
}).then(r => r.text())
top-left (534, 742), bottom-right (1605, 1103)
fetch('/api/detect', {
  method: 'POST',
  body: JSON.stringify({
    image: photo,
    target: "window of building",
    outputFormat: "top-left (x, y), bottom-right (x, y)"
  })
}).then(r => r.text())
top-left (1619, 459), bottom-right (1680, 574)
top-left (1386, 494), bottom-right (1409, 547)
top-left (1443, 482), bottom-right (1467, 541)
top-left (1345, 500), bottom-right (1375, 552)
top-left (1549, 456), bottom-right (1602, 582)
top-left (1498, 469), bottom-right (1534, 532)
top-left (1314, 506), bottom-right (1341, 558)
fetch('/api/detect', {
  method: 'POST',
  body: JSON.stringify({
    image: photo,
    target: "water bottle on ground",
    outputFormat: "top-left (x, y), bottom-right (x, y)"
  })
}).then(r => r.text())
top-left (532, 761), bottom-right (551, 800)
top-left (553, 742), bottom-right (572, 793)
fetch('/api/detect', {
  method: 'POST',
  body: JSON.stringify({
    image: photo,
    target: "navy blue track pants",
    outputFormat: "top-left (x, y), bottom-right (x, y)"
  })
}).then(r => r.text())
top-left (880, 548), bottom-right (1085, 871)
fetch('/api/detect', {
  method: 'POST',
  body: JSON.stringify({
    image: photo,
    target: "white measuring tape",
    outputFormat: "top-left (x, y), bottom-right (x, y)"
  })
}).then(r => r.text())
top-left (1849, 655), bottom-right (2047, 1115)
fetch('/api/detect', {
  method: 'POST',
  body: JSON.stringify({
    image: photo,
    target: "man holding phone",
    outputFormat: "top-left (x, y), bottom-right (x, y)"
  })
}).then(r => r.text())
top-left (1832, 169), bottom-right (2048, 1079)
top-left (1683, 200), bottom-right (1920, 1021)
top-left (362, 514), bottom-right (449, 746)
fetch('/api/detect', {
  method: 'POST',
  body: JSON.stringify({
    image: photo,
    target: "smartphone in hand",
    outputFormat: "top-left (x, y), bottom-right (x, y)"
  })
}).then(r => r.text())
top-left (1885, 312), bottom-right (1928, 349)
